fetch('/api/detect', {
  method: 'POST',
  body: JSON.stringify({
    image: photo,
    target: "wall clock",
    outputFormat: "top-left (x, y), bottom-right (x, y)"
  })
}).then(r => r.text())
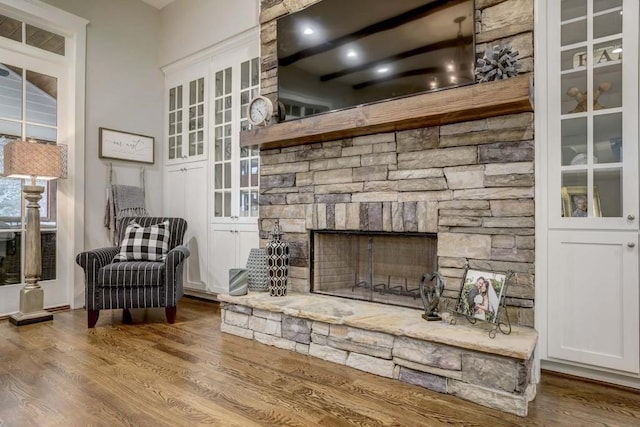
top-left (247, 95), bottom-right (274, 126)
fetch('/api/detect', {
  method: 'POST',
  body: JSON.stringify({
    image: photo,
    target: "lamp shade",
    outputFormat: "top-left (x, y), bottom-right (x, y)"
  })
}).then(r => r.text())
top-left (3, 139), bottom-right (64, 180)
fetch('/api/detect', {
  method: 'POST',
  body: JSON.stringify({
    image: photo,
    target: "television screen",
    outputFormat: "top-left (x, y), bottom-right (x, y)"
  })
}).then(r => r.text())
top-left (277, 0), bottom-right (475, 121)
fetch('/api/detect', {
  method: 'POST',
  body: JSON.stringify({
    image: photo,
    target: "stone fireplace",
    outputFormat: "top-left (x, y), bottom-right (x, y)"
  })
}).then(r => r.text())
top-left (257, 114), bottom-right (535, 326)
top-left (220, 0), bottom-right (538, 417)
top-left (253, 0), bottom-right (536, 327)
top-left (311, 231), bottom-right (437, 310)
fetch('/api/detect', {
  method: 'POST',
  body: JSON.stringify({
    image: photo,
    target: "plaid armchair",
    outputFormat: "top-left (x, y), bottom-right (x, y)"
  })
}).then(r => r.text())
top-left (76, 217), bottom-right (190, 328)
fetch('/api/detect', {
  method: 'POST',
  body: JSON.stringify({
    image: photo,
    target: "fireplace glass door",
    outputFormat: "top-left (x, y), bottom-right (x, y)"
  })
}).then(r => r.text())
top-left (312, 231), bottom-right (437, 309)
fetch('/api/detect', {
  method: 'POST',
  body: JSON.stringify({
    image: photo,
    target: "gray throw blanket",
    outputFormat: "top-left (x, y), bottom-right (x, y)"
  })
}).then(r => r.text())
top-left (104, 184), bottom-right (148, 245)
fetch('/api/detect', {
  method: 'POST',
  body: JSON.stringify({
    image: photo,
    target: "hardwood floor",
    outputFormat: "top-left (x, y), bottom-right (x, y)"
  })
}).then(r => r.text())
top-left (1, 297), bottom-right (639, 427)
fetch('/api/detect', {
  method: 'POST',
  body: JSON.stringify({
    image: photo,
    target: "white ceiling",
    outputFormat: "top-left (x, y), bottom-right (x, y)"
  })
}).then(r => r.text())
top-left (140, 0), bottom-right (174, 10)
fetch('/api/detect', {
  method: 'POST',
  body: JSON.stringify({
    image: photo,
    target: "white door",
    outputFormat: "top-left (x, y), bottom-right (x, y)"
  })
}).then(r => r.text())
top-left (0, 47), bottom-right (70, 314)
top-left (209, 43), bottom-right (260, 294)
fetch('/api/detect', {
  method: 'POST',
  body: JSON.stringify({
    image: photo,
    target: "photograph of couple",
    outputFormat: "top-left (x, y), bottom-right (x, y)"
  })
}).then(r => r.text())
top-left (456, 270), bottom-right (506, 323)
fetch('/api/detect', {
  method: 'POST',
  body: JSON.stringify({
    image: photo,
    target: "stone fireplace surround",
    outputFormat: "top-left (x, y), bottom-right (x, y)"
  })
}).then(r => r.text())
top-left (220, 0), bottom-right (538, 417)
top-left (224, 109), bottom-right (539, 416)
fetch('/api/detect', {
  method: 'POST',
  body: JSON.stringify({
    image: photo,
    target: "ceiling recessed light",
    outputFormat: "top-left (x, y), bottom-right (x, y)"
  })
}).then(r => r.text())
top-left (347, 50), bottom-right (357, 58)
top-left (429, 80), bottom-right (438, 89)
top-left (377, 67), bottom-right (389, 73)
top-left (450, 75), bottom-right (458, 83)
top-left (303, 27), bottom-right (314, 35)
top-left (446, 63), bottom-right (455, 72)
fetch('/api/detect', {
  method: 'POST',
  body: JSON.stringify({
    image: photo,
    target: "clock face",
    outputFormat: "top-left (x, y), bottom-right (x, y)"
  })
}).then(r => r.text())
top-left (248, 96), bottom-right (273, 126)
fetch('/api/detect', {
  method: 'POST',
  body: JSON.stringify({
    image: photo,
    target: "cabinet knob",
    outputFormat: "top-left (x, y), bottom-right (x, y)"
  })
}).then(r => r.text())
top-left (628, 214), bottom-right (635, 220)
top-left (229, 230), bottom-right (234, 233)
top-left (628, 242), bottom-right (636, 248)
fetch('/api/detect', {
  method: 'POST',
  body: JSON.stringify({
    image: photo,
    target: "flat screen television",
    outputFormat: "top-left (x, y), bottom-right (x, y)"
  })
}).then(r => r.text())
top-left (277, 0), bottom-right (475, 121)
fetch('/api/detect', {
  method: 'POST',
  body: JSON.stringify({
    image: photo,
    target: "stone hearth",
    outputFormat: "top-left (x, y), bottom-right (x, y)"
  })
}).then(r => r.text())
top-left (218, 292), bottom-right (537, 416)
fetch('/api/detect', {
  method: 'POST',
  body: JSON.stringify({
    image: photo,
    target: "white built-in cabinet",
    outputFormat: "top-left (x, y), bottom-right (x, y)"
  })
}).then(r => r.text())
top-left (165, 161), bottom-right (208, 291)
top-left (163, 29), bottom-right (260, 295)
top-left (208, 41), bottom-right (261, 294)
top-left (540, 0), bottom-right (640, 385)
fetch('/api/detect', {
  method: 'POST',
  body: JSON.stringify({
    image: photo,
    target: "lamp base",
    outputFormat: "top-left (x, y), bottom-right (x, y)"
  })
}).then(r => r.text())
top-left (10, 310), bottom-right (53, 326)
top-left (9, 285), bottom-right (53, 326)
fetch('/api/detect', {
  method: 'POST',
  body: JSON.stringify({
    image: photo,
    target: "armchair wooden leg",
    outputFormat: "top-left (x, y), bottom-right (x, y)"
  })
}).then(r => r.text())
top-left (165, 306), bottom-right (176, 324)
top-left (122, 309), bottom-right (133, 324)
top-left (88, 310), bottom-right (99, 328)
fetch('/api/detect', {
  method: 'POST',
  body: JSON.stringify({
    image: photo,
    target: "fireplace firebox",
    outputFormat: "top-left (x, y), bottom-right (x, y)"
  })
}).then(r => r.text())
top-left (311, 231), bottom-right (437, 309)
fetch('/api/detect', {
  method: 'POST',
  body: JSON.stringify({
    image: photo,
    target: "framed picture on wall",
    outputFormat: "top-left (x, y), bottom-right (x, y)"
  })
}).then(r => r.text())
top-left (99, 127), bottom-right (154, 164)
top-left (561, 186), bottom-right (602, 218)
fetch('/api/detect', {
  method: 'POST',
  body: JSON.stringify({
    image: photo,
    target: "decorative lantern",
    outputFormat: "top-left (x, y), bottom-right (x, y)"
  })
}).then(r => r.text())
top-left (266, 220), bottom-right (289, 297)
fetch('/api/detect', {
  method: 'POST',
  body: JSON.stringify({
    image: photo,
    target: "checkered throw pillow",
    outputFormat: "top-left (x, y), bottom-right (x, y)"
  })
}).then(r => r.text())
top-left (113, 220), bottom-right (171, 262)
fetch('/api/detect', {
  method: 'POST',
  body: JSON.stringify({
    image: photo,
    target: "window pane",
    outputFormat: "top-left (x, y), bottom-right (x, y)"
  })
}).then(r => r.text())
top-left (224, 163), bottom-right (231, 189)
top-left (561, 171), bottom-right (587, 218)
top-left (224, 191), bottom-right (231, 217)
top-left (189, 80), bottom-right (196, 105)
top-left (224, 68), bottom-right (232, 94)
top-left (241, 60), bottom-right (249, 89)
top-left (26, 125), bottom-right (56, 142)
top-left (251, 158), bottom-right (259, 186)
top-left (26, 70), bottom-right (58, 126)
top-left (197, 78), bottom-right (204, 103)
top-left (251, 57), bottom-right (259, 86)
top-left (41, 231), bottom-right (56, 280)
top-left (240, 190), bottom-right (249, 217)
top-left (26, 24), bottom-right (65, 56)
top-left (240, 159), bottom-right (248, 187)
top-left (595, 168), bottom-right (621, 217)
top-left (0, 64), bottom-right (23, 120)
top-left (214, 192), bottom-right (222, 217)
top-left (251, 191), bottom-right (259, 217)
top-left (0, 15), bottom-right (22, 43)
top-left (0, 233), bottom-right (21, 286)
top-left (215, 71), bottom-right (223, 97)
top-left (169, 87), bottom-right (176, 110)
top-left (0, 136), bottom-right (22, 226)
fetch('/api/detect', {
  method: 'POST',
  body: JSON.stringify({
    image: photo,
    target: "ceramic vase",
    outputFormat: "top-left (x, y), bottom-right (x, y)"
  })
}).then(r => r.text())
top-left (228, 268), bottom-right (248, 296)
top-left (246, 248), bottom-right (269, 292)
top-left (266, 220), bottom-right (289, 297)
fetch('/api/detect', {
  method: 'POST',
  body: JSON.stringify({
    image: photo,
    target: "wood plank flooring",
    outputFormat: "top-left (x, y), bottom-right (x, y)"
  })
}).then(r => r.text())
top-left (1, 297), bottom-right (639, 426)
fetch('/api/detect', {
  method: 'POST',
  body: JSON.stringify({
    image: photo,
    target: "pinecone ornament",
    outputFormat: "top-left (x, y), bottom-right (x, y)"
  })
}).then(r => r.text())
top-left (475, 44), bottom-right (521, 82)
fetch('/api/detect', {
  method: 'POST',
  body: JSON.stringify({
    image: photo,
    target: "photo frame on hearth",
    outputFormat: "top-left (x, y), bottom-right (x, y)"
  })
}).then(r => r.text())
top-left (451, 262), bottom-right (513, 338)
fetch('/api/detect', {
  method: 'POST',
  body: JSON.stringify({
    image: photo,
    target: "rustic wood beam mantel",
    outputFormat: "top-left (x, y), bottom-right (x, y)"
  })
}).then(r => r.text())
top-left (240, 75), bottom-right (534, 150)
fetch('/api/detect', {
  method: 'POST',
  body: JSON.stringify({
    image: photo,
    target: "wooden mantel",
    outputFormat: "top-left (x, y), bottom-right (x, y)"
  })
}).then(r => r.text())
top-left (240, 74), bottom-right (533, 150)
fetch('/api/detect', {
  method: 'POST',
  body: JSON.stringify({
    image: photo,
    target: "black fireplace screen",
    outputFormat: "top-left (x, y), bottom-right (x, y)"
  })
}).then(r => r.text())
top-left (311, 231), bottom-right (437, 309)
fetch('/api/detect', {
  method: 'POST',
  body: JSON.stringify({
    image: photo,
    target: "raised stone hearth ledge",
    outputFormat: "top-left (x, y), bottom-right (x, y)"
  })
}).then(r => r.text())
top-left (219, 292), bottom-right (537, 416)
top-left (218, 292), bottom-right (537, 360)
top-left (240, 75), bottom-right (533, 149)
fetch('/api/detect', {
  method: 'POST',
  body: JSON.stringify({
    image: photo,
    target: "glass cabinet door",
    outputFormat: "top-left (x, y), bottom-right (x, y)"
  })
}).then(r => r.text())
top-left (212, 56), bottom-right (260, 220)
top-left (555, 0), bottom-right (637, 225)
top-left (165, 65), bottom-right (207, 164)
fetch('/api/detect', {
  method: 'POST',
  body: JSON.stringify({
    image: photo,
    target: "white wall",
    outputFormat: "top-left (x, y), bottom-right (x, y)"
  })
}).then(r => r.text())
top-left (42, 0), bottom-right (164, 250)
top-left (159, 0), bottom-right (259, 66)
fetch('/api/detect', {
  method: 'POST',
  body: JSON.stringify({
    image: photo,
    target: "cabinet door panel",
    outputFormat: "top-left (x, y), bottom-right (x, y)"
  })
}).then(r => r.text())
top-left (184, 163), bottom-right (208, 289)
top-left (548, 230), bottom-right (639, 373)
top-left (210, 225), bottom-right (237, 294)
top-left (164, 168), bottom-right (185, 218)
